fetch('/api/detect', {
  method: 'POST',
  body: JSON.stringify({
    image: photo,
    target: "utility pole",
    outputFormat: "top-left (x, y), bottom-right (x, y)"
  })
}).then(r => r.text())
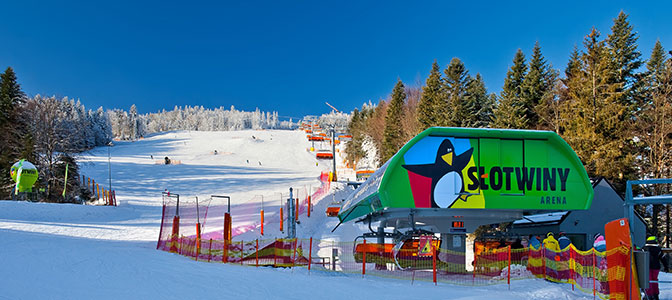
top-left (287, 188), bottom-right (296, 239)
top-left (311, 119), bottom-right (315, 151)
top-left (108, 142), bottom-right (113, 191)
top-left (331, 128), bottom-right (337, 182)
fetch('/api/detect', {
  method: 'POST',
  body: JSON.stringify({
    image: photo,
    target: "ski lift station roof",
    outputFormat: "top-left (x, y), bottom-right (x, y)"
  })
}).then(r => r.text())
top-left (338, 127), bottom-right (594, 231)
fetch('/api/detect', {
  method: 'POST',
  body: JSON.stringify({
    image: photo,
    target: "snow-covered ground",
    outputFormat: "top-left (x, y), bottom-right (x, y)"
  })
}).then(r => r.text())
top-left (1, 129), bottom-right (670, 299)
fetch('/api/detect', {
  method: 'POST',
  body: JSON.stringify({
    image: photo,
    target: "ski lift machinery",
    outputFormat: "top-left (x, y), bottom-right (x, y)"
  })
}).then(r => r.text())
top-left (335, 127), bottom-right (594, 270)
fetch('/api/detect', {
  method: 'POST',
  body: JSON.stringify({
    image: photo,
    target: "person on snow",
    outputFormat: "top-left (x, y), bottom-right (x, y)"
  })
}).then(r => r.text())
top-left (542, 232), bottom-right (560, 252)
top-left (644, 236), bottom-right (666, 300)
top-left (557, 232), bottom-right (572, 250)
top-left (528, 235), bottom-right (541, 250)
top-left (593, 233), bottom-right (606, 252)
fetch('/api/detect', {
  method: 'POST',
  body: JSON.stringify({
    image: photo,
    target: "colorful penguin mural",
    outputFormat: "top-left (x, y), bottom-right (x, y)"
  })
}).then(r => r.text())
top-left (402, 138), bottom-right (474, 208)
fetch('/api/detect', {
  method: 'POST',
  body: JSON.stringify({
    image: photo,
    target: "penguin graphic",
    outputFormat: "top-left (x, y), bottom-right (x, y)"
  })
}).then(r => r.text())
top-left (402, 139), bottom-right (474, 208)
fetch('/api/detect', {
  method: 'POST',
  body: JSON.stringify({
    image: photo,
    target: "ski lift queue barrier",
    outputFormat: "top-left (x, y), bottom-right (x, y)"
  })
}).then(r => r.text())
top-left (158, 194), bottom-right (617, 300)
top-left (157, 232), bottom-right (619, 298)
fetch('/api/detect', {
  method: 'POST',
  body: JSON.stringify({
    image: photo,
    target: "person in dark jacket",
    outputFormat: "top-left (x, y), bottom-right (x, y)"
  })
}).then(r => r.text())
top-left (643, 236), bottom-right (666, 300)
top-left (557, 232), bottom-right (571, 250)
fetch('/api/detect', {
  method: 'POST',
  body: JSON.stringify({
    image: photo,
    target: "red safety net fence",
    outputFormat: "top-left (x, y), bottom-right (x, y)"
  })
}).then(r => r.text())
top-left (156, 173), bottom-right (621, 298)
top-left (159, 228), bottom-right (620, 299)
top-left (158, 172), bottom-right (331, 251)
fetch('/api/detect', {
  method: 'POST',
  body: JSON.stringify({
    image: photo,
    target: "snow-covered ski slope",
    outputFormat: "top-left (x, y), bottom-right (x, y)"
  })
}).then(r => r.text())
top-left (1, 129), bottom-right (669, 299)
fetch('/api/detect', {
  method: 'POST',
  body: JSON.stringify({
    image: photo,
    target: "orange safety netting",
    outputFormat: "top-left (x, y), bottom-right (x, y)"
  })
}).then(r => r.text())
top-left (160, 229), bottom-right (630, 299)
top-left (157, 177), bottom-right (626, 299)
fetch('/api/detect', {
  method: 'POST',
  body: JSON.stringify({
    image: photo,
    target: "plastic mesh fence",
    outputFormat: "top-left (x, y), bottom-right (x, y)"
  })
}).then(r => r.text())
top-left (156, 173), bottom-right (622, 298)
top-left (160, 227), bottom-right (626, 300)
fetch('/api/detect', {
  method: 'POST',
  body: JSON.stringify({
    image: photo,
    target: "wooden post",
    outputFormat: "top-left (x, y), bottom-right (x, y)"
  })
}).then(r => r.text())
top-left (309, 237), bottom-right (313, 272)
top-left (362, 240), bottom-right (366, 276)
top-left (507, 245), bottom-right (511, 290)
top-left (255, 239), bottom-right (259, 267)
top-left (260, 209), bottom-right (264, 236)
top-left (295, 198), bottom-right (299, 221)
top-left (432, 245), bottom-right (437, 285)
top-left (307, 195), bottom-right (311, 218)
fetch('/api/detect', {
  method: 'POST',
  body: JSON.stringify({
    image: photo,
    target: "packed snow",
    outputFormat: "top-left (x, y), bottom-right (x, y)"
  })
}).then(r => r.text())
top-left (2, 129), bottom-right (670, 299)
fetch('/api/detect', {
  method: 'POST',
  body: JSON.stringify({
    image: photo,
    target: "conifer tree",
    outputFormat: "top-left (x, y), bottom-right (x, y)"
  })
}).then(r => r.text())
top-left (0, 67), bottom-right (27, 198)
top-left (463, 74), bottom-right (494, 128)
top-left (565, 47), bottom-right (582, 80)
top-left (608, 11), bottom-right (642, 100)
top-left (521, 42), bottom-right (556, 128)
top-left (647, 40), bottom-right (667, 84)
top-left (493, 49), bottom-right (528, 128)
top-left (636, 42), bottom-right (672, 234)
top-left (381, 80), bottom-right (406, 162)
top-left (129, 104), bottom-right (139, 140)
top-left (0, 67), bottom-right (25, 127)
top-left (417, 61), bottom-right (444, 130)
top-left (560, 28), bottom-right (632, 188)
top-left (345, 108), bottom-right (368, 166)
top-left (444, 58), bottom-right (471, 127)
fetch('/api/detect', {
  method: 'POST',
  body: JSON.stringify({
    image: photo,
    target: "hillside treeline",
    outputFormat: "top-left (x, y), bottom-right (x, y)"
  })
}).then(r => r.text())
top-left (108, 105), bottom-right (297, 141)
top-left (344, 12), bottom-right (672, 236)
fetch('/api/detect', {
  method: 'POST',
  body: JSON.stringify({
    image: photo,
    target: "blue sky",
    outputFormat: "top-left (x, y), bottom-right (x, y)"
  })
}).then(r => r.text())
top-left (1, 1), bottom-right (670, 118)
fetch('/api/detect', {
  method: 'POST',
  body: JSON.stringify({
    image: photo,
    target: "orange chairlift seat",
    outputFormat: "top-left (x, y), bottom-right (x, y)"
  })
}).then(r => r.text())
top-left (354, 236), bottom-right (440, 267)
top-left (356, 170), bottom-right (375, 180)
top-left (326, 202), bottom-right (341, 217)
top-left (316, 151), bottom-right (333, 159)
